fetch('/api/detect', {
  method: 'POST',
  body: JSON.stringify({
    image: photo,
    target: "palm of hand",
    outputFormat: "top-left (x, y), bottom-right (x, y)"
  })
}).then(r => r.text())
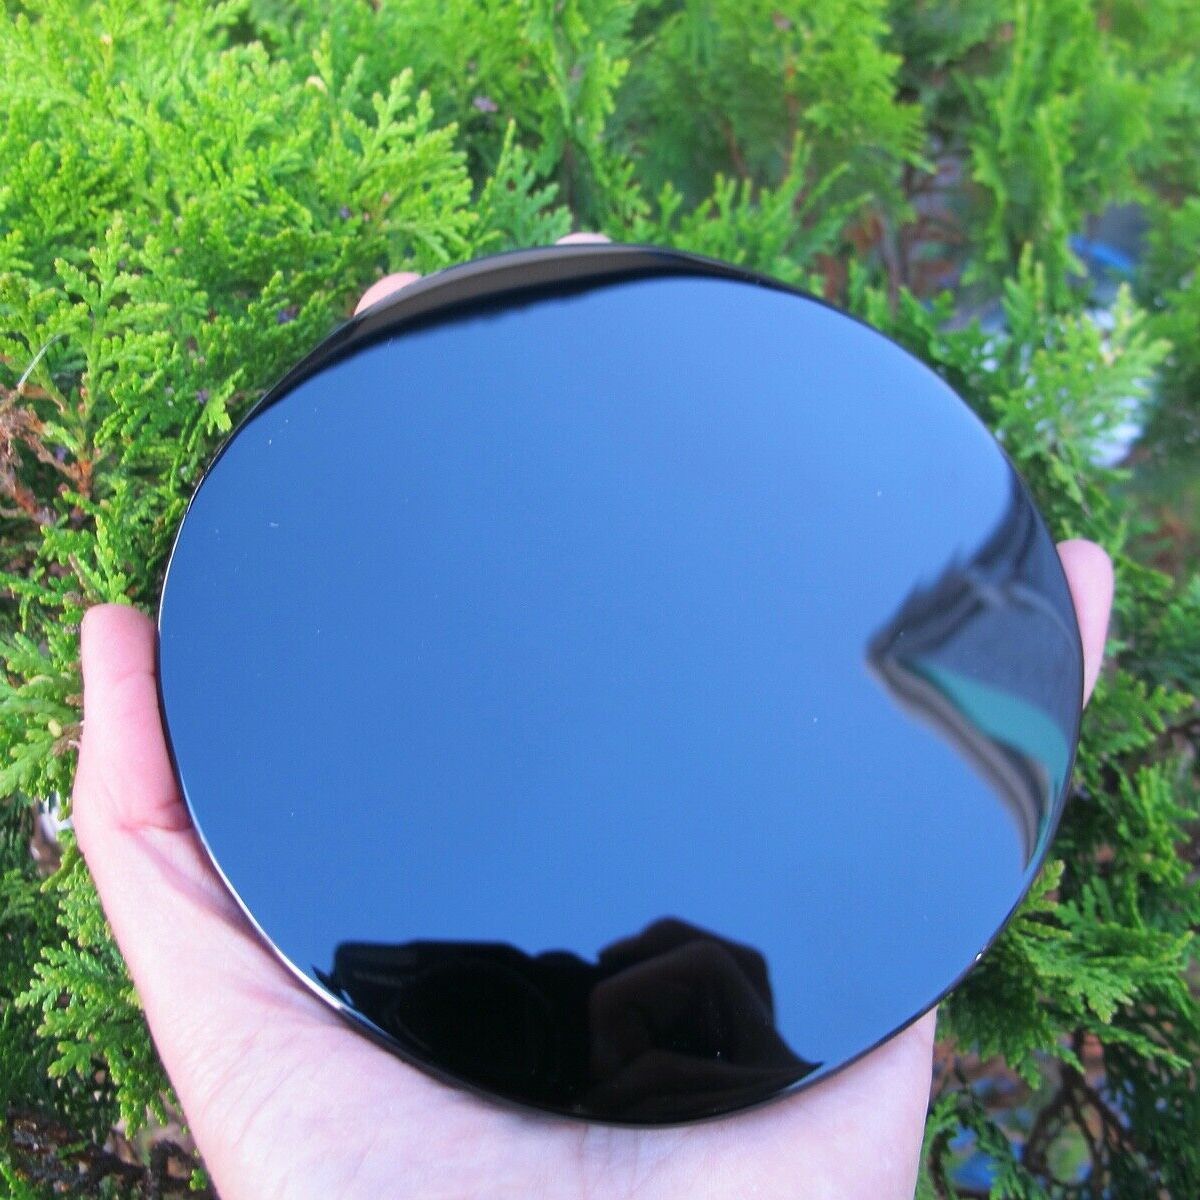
top-left (72, 254), bottom-right (1114, 1199)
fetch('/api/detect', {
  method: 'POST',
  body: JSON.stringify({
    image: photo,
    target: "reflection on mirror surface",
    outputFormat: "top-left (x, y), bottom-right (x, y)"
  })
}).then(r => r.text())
top-left (318, 918), bottom-right (817, 1122)
top-left (866, 474), bottom-right (1076, 864)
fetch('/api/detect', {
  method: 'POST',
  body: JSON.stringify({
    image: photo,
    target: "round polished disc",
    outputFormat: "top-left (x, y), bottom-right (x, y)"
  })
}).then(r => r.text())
top-left (157, 243), bottom-right (1083, 1124)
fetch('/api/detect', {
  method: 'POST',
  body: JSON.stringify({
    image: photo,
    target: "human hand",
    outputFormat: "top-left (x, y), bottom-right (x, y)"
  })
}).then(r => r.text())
top-left (72, 237), bottom-right (1115, 1199)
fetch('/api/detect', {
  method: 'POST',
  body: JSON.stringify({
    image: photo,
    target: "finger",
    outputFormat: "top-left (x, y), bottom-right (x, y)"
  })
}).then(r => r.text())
top-left (73, 603), bottom-right (300, 981)
top-left (1057, 538), bottom-right (1113, 705)
top-left (73, 604), bottom-right (191, 834)
top-left (354, 271), bottom-right (422, 315)
top-left (72, 602), bottom-right (299, 946)
top-left (352, 237), bottom-right (610, 317)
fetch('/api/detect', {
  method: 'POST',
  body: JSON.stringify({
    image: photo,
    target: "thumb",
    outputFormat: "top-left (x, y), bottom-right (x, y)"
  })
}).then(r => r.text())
top-left (74, 602), bottom-right (191, 835)
top-left (71, 604), bottom-right (339, 1141)
top-left (72, 603), bottom-right (266, 962)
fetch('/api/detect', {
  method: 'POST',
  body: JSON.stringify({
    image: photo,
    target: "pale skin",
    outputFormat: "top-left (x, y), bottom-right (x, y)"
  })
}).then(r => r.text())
top-left (71, 234), bottom-right (1116, 1199)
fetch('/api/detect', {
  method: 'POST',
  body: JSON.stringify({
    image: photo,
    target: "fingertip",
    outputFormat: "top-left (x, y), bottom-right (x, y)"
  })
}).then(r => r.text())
top-left (80, 602), bottom-right (157, 690)
top-left (1057, 539), bottom-right (1114, 705)
top-left (1058, 537), bottom-right (1114, 586)
top-left (81, 599), bottom-right (152, 631)
top-left (75, 601), bottom-right (186, 838)
top-left (556, 232), bottom-right (611, 245)
top-left (354, 271), bottom-right (422, 316)
top-left (909, 1007), bottom-right (938, 1056)
top-left (353, 246), bottom-right (609, 316)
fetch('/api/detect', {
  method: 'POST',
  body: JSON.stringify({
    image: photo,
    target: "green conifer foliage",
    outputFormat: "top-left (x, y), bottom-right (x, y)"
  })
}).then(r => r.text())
top-left (2, 1), bottom-right (1196, 1194)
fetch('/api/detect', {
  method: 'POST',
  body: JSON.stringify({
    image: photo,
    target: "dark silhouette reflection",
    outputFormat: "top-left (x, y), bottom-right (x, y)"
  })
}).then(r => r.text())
top-left (866, 477), bottom-right (1078, 862)
top-left (316, 918), bottom-right (819, 1122)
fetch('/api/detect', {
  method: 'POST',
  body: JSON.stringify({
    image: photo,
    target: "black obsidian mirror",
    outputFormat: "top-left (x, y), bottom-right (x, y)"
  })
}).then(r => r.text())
top-left (156, 243), bottom-right (1083, 1125)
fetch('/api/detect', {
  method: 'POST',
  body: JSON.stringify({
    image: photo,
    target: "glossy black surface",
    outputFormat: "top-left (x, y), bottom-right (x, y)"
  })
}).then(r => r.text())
top-left (157, 244), bottom-right (1083, 1124)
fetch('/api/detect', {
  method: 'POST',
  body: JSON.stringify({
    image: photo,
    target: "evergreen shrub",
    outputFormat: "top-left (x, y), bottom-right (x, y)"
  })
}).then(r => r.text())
top-left (1, 0), bottom-right (1196, 1195)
